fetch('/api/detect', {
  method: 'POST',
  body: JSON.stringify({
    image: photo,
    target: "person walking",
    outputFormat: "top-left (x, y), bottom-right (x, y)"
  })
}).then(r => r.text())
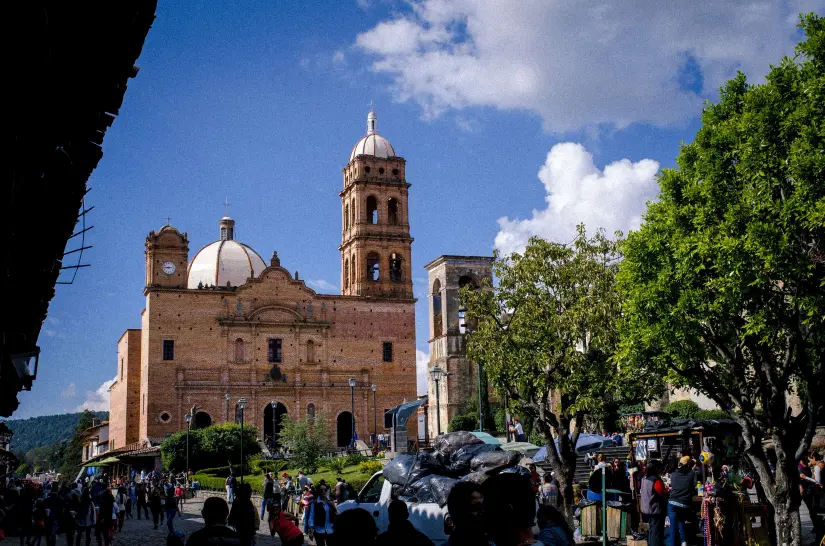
top-left (306, 485), bottom-right (337, 546)
top-left (227, 483), bottom-right (259, 546)
top-left (94, 490), bottom-right (115, 546)
top-left (62, 493), bottom-right (78, 546)
top-left (149, 486), bottom-right (162, 530)
top-left (225, 473), bottom-right (236, 505)
top-left (165, 487), bottom-right (178, 534)
top-left (125, 483), bottom-right (135, 520)
top-left (640, 461), bottom-right (667, 546)
top-left (260, 473), bottom-right (276, 520)
top-left (74, 490), bottom-right (95, 546)
top-left (114, 487), bottom-right (126, 533)
top-left (667, 456), bottom-right (697, 546)
top-left (135, 484), bottom-right (147, 520)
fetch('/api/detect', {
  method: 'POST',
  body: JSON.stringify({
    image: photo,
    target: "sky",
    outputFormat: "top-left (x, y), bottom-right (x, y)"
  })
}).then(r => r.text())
top-left (16, 0), bottom-right (818, 418)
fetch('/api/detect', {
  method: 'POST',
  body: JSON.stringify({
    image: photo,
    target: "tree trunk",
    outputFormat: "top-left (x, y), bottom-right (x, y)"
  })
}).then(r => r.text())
top-left (748, 439), bottom-right (804, 546)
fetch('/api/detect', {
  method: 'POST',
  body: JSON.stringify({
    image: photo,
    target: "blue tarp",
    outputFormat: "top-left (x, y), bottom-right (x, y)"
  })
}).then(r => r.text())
top-left (534, 434), bottom-right (615, 461)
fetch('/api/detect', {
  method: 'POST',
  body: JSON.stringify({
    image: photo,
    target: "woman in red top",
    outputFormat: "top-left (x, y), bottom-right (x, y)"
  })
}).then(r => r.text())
top-left (268, 495), bottom-right (304, 546)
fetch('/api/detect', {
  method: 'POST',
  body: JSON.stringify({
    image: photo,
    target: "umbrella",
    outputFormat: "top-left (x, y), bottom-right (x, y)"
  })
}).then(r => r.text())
top-left (469, 431), bottom-right (502, 445)
top-left (534, 434), bottom-right (614, 462)
top-left (500, 442), bottom-right (541, 458)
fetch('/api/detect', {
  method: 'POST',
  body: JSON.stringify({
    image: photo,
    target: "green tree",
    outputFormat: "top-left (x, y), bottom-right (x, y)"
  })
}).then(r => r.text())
top-left (279, 413), bottom-right (331, 473)
top-left (59, 410), bottom-right (98, 480)
top-left (447, 415), bottom-right (477, 433)
top-left (617, 15), bottom-right (824, 546)
top-left (160, 424), bottom-right (259, 473)
top-left (462, 226), bottom-right (658, 517)
top-left (664, 400), bottom-right (700, 420)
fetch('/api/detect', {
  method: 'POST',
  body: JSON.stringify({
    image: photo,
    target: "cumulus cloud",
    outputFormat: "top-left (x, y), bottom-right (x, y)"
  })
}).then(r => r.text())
top-left (61, 383), bottom-right (77, 399)
top-left (307, 279), bottom-right (338, 293)
top-left (74, 378), bottom-right (115, 412)
top-left (416, 350), bottom-right (430, 396)
top-left (495, 143), bottom-right (660, 256)
top-left (356, 0), bottom-right (807, 131)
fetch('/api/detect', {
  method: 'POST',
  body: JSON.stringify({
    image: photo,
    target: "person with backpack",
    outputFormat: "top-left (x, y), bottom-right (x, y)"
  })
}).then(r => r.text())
top-left (225, 473), bottom-right (236, 505)
top-left (640, 461), bottom-right (667, 546)
top-left (307, 485), bottom-right (337, 546)
top-left (227, 484), bottom-right (259, 546)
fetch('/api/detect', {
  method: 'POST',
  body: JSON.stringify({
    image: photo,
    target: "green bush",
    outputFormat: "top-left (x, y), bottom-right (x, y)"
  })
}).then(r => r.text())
top-left (326, 457), bottom-right (348, 474)
top-left (161, 424), bottom-right (260, 472)
top-left (358, 461), bottom-right (384, 475)
top-left (256, 460), bottom-right (289, 474)
top-left (192, 474), bottom-right (226, 491)
top-left (448, 415), bottom-right (477, 433)
top-left (696, 409), bottom-right (729, 420)
top-left (280, 413), bottom-right (331, 473)
top-left (343, 453), bottom-right (367, 466)
top-left (664, 400), bottom-right (700, 420)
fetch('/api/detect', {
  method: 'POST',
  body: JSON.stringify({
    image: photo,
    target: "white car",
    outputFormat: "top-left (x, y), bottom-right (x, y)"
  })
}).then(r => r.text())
top-left (338, 471), bottom-right (452, 545)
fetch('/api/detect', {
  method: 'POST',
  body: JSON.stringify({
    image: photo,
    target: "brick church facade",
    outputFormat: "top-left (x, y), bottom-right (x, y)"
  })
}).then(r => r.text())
top-left (108, 110), bottom-right (417, 449)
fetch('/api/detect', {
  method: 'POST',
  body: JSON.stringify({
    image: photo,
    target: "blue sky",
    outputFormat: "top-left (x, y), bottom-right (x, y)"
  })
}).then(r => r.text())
top-left (17, 0), bottom-right (815, 417)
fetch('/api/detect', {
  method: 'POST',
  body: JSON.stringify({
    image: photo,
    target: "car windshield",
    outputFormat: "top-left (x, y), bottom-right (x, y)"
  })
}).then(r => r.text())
top-left (361, 474), bottom-right (384, 503)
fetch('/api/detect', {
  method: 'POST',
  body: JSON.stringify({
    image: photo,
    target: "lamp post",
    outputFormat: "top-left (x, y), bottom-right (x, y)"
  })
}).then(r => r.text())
top-left (184, 412), bottom-right (192, 486)
top-left (225, 393), bottom-right (230, 423)
top-left (348, 378), bottom-right (357, 448)
top-left (270, 400), bottom-right (277, 448)
top-left (430, 365), bottom-right (451, 436)
top-left (371, 384), bottom-right (377, 445)
top-left (237, 397), bottom-right (246, 483)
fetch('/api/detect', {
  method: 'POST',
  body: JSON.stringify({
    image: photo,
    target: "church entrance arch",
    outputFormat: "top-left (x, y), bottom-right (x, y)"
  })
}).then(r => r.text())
top-left (336, 411), bottom-right (353, 447)
top-left (193, 411), bottom-right (212, 429)
top-left (263, 402), bottom-right (288, 448)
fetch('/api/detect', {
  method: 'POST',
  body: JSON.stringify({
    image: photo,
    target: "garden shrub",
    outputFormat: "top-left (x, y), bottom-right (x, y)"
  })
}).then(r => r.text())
top-left (344, 453), bottom-right (367, 466)
top-left (448, 415), bottom-right (477, 433)
top-left (664, 400), bottom-right (700, 420)
top-left (358, 460), bottom-right (384, 475)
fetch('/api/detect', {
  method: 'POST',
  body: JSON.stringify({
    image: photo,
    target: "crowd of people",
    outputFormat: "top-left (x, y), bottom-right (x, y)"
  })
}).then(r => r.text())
top-left (0, 470), bottom-right (192, 546)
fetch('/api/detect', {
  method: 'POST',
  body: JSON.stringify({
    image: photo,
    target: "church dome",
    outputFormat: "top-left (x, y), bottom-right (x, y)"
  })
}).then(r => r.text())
top-left (350, 109), bottom-right (396, 162)
top-left (187, 217), bottom-right (267, 289)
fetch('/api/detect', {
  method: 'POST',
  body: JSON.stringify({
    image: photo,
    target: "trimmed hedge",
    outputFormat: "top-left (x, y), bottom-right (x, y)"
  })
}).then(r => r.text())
top-left (358, 461), bottom-right (384, 475)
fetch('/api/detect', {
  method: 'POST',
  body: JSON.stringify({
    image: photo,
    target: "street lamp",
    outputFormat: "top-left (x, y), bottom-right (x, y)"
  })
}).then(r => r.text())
top-left (430, 365), bottom-right (452, 436)
top-left (371, 384), bottom-right (377, 445)
top-left (270, 400), bottom-right (277, 448)
top-left (459, 308), bottom-right (484, 433)
top-left (237, 397), bottom-right (247, 483)
top-left (225, 393), bottom-right (231, 423)
top-left (348, 378), bottom-right (357, 448)
top-left (184, 412), bottom-right (192, 486)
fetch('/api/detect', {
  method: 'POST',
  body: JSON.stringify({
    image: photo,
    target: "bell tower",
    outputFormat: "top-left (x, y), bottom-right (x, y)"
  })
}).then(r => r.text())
top-left (340, 109), bottom-right (413, 299)
top-left (145, 224), bottom-right (189, 288)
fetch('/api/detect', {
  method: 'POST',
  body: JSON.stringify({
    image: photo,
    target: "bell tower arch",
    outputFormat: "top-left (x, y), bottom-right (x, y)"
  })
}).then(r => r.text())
top-left (340, 109), bottom-right (413, 299)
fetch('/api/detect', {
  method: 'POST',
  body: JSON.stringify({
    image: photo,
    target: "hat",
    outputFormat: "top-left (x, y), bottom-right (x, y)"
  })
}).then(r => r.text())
top-left (679, 456), bottom-right (692, 466)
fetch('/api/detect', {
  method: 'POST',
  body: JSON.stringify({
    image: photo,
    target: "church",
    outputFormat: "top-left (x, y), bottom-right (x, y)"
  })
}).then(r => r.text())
top-left (107, 110), bottom-right (418, 450)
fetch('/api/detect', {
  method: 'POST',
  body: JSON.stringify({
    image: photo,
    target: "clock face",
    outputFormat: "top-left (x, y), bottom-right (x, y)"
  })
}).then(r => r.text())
top-left (162, 261), bottom-right (176, 275)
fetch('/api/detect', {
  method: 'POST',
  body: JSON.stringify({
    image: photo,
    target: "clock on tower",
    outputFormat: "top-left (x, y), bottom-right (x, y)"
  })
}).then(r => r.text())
top-left (145, 225), bottom-right (188, 288)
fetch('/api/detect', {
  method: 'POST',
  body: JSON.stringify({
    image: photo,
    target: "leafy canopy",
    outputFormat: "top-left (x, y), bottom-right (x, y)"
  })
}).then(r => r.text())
top-left (160, 423), bottom-right (260, 472)
top-left (279, 413), bottom-right (331, 473)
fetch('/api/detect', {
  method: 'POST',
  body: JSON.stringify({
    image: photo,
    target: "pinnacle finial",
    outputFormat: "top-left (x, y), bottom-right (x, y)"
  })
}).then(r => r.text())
top-left (367, 104), bottom-right (377, 135)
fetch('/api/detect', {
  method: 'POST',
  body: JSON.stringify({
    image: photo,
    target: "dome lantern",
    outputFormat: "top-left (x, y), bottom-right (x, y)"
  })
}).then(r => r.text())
top-left (350, 108), bottom-right (396, 162)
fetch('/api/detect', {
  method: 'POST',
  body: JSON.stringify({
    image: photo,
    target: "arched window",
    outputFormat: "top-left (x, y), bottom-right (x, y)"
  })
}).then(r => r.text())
top-left (234, 338), bottom-right (244, 362)
top-left (367, 252), bottom-right (380, 281)
top-left (350, 256), bottom-right (354, 287)
top-left (432, 279), bottom-right (443, 335)
top-left (307, 403), bottom-right (316, 424)
top-left (306, 340), bottom-right (315, 362)
top-left (366, 196), bottom-right (378, 224)
top-left (389, 253), bottom-right (402, 282)
top-left (344, 202), bottom-right (350, 230)
top-left (388, 198), bottom-right (399, 225)
top-left (344, 258), bottom-right (350, 287)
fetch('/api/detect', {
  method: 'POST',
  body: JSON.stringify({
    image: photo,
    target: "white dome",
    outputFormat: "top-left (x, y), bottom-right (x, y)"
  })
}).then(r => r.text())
top-left (187, 240), bottom-right (267, 289)
top-left (349, 109), bottom-right (396, 162)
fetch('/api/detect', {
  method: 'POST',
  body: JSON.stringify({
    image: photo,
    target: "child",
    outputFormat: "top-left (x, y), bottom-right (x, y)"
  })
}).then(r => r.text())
top-left (267, 495), bottom-right (304, 546)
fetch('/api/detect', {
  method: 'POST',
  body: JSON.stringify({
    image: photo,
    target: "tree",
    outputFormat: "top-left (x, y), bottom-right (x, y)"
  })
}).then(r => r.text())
top-left (664, 400), bottom-right (700, 420)
top-left (447, 415), bottom-right (477, 433)
top-left (60, 410), bottom-right (98, 480)
top-left (462, 226), bottom-right (658, 517)
top-left (618, 15), bottom-right (824, 546)
top-left (160, 424), bottom-right (259, 472)
top-left (279, 413), bottom-right (331, 473)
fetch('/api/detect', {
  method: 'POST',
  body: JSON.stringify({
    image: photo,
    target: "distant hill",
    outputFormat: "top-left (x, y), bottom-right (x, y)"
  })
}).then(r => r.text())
top-left (2, 411), bottom-right (108, 455)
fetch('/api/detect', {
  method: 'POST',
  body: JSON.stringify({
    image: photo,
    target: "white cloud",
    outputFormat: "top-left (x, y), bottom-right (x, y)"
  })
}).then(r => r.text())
top-left (495, 142), bottom-right (659, 256)
top-left (356, 0), bottom-right (807, 131)
top-left (74, 378), bottom-right (115, 412)
top-left (307, 279), bottom-right (338, 293)
top-left (416, 349), bottom-right (430, 396)
top-left (61, 383), bottom-right (77, 399)
top-left (332, 50), bottom-right (346, 64)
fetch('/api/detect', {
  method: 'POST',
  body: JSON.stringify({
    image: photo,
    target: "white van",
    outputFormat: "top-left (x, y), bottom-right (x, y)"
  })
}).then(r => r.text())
top-left (338, 471), bottom-right (451, 544)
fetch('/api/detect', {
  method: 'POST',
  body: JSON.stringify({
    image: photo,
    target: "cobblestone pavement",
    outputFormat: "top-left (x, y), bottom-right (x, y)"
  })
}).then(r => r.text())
top-left (108, 495), bottom-right (283, 546)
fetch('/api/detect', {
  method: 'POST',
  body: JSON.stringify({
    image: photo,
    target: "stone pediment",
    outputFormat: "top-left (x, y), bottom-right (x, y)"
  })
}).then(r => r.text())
top-left (237, 266), bottom-right (317, 299)
top-left (247, 305), bottom-right (302, 323)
